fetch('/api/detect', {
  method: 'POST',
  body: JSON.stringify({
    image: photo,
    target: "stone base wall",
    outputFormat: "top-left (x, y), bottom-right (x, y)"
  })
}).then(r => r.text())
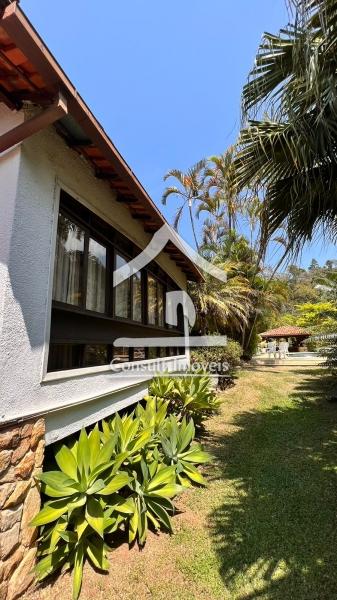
top-left (0, 418), bottom-right (45, 600)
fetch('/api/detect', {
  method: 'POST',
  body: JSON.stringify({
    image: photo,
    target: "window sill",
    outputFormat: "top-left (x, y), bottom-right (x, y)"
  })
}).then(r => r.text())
top-left (42, 355), bottom-right (187, 384)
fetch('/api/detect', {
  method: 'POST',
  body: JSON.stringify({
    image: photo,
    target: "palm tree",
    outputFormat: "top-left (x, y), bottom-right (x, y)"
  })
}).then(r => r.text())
top-left (162, 159), bottom-right (207, 250)
top-left (189, 259), bottom-right (253, 336)
top-left (201, 217), bottom-right (228, 259)
top-left (204, 147), bottom-right (241, 234)
top-left (235, 0), bottom-right (337, 255)
top-left (244, 195), bottom-right (262, 251)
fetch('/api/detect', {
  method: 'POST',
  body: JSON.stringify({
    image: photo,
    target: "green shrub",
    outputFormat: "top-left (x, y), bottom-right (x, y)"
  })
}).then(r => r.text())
top-left (160, 416), bottom-right (211, 486)
top-left (127, 460), bottom-right (180, 546)
top-left (148, 371), bottom-right (220, 424)
top-left (321, 338), bottom-right (337, 370)
top-left (172, 372), bottom-right (220, 424)
top-left (31, 426), bottom-right (131, 597)
top-left (100, 412), bottom-right (152, 465)
top-left (31, 395), bottom-right (212, 600)
top-left (191, 340), bottom-right (242, 370)
top-left (191, 340), bottom-right (242, 389)
top-left (136, 396), bottom-right (169, 436)
top-left (147, 375), bottom-right (175, 399)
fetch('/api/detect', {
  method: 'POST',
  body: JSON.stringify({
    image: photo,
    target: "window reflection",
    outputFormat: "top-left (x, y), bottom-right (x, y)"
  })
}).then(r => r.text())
top-left (86, 239), bottom-right (106, 313)
top-left (158, 281), bottom-right (164, 327)
top-left (53, 213), bottom-right (84, 306)
top-left (148, 274), bottom-right (157, 325)
top-left (113, 347), bottom-right (130, 363)
top-left (83, 344), bottom-right (108, 367)
top-left (115, 253), bottom-right (131, 318)
top-left (134, 347), bottom-right (146, 361)
top-left (132, 272), bottom-right (142, 322)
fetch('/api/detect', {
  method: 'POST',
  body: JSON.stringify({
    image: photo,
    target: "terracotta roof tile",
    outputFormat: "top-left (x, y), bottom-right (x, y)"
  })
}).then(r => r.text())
top-left (260, 326), bottom-right (311, 338)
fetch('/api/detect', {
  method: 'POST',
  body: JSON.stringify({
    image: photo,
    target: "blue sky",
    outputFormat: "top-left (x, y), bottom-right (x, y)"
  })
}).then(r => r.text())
top-left (22, 0), bottom-right (336, 269)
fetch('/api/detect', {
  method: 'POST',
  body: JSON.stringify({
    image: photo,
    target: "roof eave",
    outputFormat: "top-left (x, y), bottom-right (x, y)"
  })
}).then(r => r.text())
top-left (0, 1), bottom-right (203, 282)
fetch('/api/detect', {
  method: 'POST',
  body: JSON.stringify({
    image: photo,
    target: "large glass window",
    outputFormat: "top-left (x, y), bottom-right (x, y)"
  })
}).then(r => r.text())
top-left (49, 194), bottom-right (183, 372)
top-left (53, 213), bottom-right (85, 306)
top-left (115, 253), bottom-right (131, 318)
top-left (132, 272), bottom-right (142, 322)
top-left (86, 238), bottom-right (107, 313)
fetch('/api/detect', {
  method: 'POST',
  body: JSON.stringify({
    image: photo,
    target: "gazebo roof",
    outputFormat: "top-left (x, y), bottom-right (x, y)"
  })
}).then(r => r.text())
top-left (260, 326), bottom-right (311, 338)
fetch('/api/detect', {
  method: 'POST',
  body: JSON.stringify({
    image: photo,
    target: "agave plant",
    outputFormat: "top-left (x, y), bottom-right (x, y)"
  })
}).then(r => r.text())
top-left (31, 426), bottom-right (131, 599)
top-left (172, 373), bottom-right (220, 424)
top-left (148, 375), bottom-right (176, 400)
top-left (136, 396), bottom-right (169, 436)
top-left (127, 459), bottom-right (181, 546)
top-left (31, 396), bottom-right (214, 599)
top-left (36, 522), bottom-right (111, 600)
top-left (159, 416), bottom-right (211, 487)
top-left (100, 413), bottom-right (153, 465)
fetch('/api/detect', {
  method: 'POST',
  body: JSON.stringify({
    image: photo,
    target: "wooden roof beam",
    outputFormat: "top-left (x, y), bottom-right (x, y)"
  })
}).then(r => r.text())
top-left (115, 194), bottom-right (138, 204)
top-left (130, 212), bottom-right (151, 221)
top-left (0, 91), bottom-right (67, 153)
top-left (95, 169), bottom-right (119, 181)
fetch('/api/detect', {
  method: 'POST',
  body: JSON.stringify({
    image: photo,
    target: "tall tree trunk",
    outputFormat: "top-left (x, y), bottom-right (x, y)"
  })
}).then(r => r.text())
top-left (228, 209), bottom-right (232, 233)
top-left (188, 201), bottom-right (199, 251)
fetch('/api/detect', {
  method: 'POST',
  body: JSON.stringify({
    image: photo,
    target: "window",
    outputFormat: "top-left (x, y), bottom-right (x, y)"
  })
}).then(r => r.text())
top-left (53, 214), bottom-right (107, 313)
top-left (47, 343), bottom-right (108, 371)
top-left (49, 192), bottom-right (184, 372)
top-left (115, 253), bottom-right (131, 319)
top-left (147, 274), bottom-right (165, 327)
top-left (158, 281), bottom-right (165, 326)
top-left (53, 213), bottom-right (85, 306)
top-left (113, 347), bottom-right (130, 363)
top-left (147, 274), bottom-right (157, 325)
top-left (83, 344), bottom-right (108, 367)
top-left (48, 343), bottom-right (83, 371)
top-left (86, 239), bottom-right (107, 313)
top-left (132, 272), bottom-right (142, 322)
top-left (134, 347), bottom-right (146, 361)
top-left (148, 347), bottom-right (158, 360)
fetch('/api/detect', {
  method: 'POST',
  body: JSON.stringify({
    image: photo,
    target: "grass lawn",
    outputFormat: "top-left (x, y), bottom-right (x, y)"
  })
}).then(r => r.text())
top-left (27, 367), bottom-right (337, 600)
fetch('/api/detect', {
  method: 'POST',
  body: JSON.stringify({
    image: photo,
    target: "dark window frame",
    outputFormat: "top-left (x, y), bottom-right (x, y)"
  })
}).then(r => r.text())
top-left (48, 190), bottom-right (186, 372)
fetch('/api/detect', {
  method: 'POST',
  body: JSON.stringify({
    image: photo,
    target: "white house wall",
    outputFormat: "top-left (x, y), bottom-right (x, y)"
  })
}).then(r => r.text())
top-left (0, 107), bottom-right (188, 442)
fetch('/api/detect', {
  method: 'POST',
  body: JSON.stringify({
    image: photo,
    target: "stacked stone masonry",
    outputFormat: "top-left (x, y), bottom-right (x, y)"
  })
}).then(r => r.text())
top-left (0, 418), bottom-right (45, 600)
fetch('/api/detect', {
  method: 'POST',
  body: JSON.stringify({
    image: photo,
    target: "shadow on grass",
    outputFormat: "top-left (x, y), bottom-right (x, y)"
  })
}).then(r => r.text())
top-left (208, 370), bottom-right (337, 599)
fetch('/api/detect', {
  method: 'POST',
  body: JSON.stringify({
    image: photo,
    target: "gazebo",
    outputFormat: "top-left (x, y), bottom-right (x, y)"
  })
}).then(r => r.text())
top-left (260, 326), bottom-right (311, 352)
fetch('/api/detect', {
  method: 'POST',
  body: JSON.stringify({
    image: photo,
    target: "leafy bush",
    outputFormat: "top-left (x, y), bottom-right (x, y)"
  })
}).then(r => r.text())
top-left (191, 340), bottom-right (242, 389)
top-left (160, 416), bottom-right (211, 486)
top-left (31, 396), bottom-right (212, 599)
top-left (321, 338), bottom-right (337, 370)
top-left (136, 396), bottom-right (169, 436)
top-left (147, 375), bottom-right (175, 399)
top-left (148, 371), bottom-right (219, 425)
top-left (172, 373), bottom-right (220, 423)
top-left (32, 426), bottom-right (131, 597)
top-left (127, 460), bottom-right (180, 545)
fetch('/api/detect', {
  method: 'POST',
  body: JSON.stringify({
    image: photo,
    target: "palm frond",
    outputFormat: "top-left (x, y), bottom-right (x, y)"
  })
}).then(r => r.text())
top-left (162, 186), bottom-right (185, 205)
top-left (173, 204), bottom-right (186, 230)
